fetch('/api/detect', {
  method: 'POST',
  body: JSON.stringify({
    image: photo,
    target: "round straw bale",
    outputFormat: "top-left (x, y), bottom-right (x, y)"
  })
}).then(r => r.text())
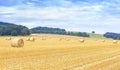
top-left (80, 39), bottom-right (84, 43)
top-left (26, 37), bottom-right (30, 41)
top-left (113, 40), bottom-right (117, 44)
top-left (29, 37), bottom-right (35, 41)
top-left (59, 38), bottom-right (62, 41)
top-left (65, 38), bottom-right (70, 41)
top-left (11, 38), bottom-right (24, 47)
top-left (102, 39), bottom-right (105, 42)
top-left (5, 37), bottom-right (11, 40)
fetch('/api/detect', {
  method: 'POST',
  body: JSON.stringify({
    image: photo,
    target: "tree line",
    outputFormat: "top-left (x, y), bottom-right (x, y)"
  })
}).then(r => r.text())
top-left (30, 27), bottom-right (66, 34)
top-left (0, 22), bottom-right (31, 36)
top-left (66, 31), bottom-right (89, 37)
top-left (0, 21), bottom-right (89, 37)
top-left (30, 27), bottom-right (89, 37)
top-left (104, 32), bottom-right (120, 40)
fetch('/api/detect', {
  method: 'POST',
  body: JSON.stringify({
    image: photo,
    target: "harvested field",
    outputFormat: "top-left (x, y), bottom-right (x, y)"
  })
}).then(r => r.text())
top-left (0, 34), bottom-right (120, 70)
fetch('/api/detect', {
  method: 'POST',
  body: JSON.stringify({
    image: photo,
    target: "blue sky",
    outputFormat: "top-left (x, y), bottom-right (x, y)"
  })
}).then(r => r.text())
top-left (0, 0), bottom-right (120, 34)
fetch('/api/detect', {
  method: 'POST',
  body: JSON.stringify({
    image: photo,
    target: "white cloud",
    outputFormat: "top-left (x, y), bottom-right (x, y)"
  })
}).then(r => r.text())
top-left (0, 1), bottom-right (120, 33)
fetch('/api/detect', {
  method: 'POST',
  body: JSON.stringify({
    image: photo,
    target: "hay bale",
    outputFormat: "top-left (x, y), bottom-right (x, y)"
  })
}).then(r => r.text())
top-left (26, 37), bottom-right (30, 41)
top-left (80, 39), bottom-right (84, 43)
top-left (59, 38), bottom-right (63, 41)
top-left (11, 38), bottom-right (24, 47)
top-left (113, 40), bottom-right (117, 44)
top-left (5, 37), bottom-right (11, 40)
top-left (102, 39), bottom-right (105, 42)
top-left (65, 38), bottom-right (70, 41)
top-left (29, 37), bottom-right (35, 41)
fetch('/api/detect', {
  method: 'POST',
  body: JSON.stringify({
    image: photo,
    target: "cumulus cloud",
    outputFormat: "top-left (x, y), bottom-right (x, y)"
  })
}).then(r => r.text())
top-left (0, 0), bottom-right (120, 33)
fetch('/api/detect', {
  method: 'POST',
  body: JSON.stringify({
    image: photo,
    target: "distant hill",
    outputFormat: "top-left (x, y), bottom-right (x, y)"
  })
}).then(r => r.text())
top-left (0, 21), bottom-right (90, 37)
top-left (30, 27), bottom-right (89, 37)
top-left (0, 22), bottom-right (31, 36)
top-left (30, 27), bottom-right (66, 34)
top-left (0, 22), bottom-right (16, 26)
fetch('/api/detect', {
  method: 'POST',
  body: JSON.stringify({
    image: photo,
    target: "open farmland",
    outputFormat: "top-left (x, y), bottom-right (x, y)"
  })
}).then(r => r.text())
top-left (0, 34), bottom-right (120, 70)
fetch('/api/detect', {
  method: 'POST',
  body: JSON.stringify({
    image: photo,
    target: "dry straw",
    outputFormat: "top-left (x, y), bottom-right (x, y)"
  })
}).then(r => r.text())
top-left (11, 38), bottom-right (24, 47)
top-left (65, 38), bottom-right (70, 41)
top-left (80, 39), bottom-right (84, 43)
top-left (113, 40), bottom-right (117, 44)
top-left (42, 37), bottom-right (46, 40)
top-left (59, 38), bottom-right (62, 41)
top-left (29, 37), bottom-right (35, 41)
top-left (59, 38), bottom-right (64, 41)
top-left (95, 39), bottom-right (98, 41)
top-left (5, 37), bottom-right (11, 40)
top-left (102, 39), bottom-right (105, 42)
top-left (26, 37), bottom-right (30, 41)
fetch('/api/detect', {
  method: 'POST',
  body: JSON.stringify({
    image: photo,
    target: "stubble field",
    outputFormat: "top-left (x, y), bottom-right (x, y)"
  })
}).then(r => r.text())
top-left (0, 34), bottom-right (120, 70)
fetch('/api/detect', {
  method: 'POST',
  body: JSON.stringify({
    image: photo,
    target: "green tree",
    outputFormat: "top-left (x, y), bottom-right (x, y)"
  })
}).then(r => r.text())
top-left (21, 28), bottom-right (31, 36)
top-left (92, 31), bottom-right (95, 34)
top-left (11, 30), bottom-right (18, 36)
top-left (0, 22), bottom-right (31, 36)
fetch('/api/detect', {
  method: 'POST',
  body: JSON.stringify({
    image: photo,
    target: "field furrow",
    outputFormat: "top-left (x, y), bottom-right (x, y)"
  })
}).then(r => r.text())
top-left (0, 34), bottom-right (120, 70)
